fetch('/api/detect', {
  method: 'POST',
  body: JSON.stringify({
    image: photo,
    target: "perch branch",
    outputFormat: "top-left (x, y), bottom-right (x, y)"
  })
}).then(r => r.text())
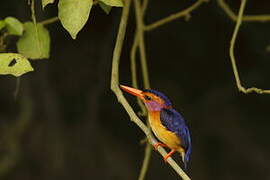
top-left (229, 0), bottom-right (270, 94)
top-left (110, 0), bottom-right (191, 179)
top-left (144, 0), bottom-right (208, 31)
top-left (218, 0), bottom-right (270, 22)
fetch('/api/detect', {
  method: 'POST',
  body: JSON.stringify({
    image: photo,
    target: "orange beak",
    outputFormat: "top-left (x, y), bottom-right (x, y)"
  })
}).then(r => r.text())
top-left (120, 85), bottom-right (144, 100)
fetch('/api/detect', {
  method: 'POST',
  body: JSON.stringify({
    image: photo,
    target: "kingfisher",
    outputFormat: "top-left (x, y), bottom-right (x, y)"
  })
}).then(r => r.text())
top-left (120, 85), bottom-right (192, 169)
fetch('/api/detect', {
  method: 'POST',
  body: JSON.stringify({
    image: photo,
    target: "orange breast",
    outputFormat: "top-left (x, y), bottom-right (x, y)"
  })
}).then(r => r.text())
top-left (148, 111), bottom-right (181, 150)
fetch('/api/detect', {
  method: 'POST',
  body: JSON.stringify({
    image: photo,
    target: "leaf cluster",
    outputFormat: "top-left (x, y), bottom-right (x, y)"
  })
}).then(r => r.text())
top-left (0, 0), bottom-right (123, 77)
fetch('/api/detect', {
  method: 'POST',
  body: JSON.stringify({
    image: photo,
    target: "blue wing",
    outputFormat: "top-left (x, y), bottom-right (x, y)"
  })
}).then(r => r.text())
top-left (160, 108), bottom-right (192, 167)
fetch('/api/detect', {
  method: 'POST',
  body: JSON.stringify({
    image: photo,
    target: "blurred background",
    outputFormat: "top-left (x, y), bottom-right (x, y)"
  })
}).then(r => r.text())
top-left (1, 0), bottom-right (270, 179)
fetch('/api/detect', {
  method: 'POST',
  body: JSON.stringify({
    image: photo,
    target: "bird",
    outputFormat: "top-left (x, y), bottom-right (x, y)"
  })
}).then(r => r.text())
top-left (120, 85), bottom-right (192, 169)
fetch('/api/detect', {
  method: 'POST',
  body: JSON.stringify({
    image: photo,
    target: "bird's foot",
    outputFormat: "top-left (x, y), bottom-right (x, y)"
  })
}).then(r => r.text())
top-left (153, 142), bottom-right (168, 151)
top-left (163, 149), bottom-right (176, 163)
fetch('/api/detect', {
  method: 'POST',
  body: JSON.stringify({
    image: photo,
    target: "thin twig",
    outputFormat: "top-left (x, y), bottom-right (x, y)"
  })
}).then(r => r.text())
top-left (30, 0), bottom-right (37, 25)
top-left (138, 143), bottom-right (152, 180)
top-left (40, 17), bottom-right (59, 25)
top-left (110, 0), bottom-right (191, 179)
top-left (229, 0), bottom-right (270, 94)
top-left (133, 0), bottom-right (153, 179)
top-left (144, 0), bottom-right (208, 31)
top-left (130, 0), bottom-right (149, 116)
top-left (218, 0), bottom-right (270, 22)
top-left (134, 0), bottom-right (150, 88)
top-left (130, 34), bottom-right (139, 89)
top-left (133, 0), bottom-right (152, 180)
top-left (130, 34), bottom-right (147, 116)
top-left (141, 0), bottom-right (149, 16)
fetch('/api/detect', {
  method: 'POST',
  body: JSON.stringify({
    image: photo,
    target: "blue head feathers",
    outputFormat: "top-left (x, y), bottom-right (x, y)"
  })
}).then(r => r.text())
top-left (143, 89), bottom-right (172, 107)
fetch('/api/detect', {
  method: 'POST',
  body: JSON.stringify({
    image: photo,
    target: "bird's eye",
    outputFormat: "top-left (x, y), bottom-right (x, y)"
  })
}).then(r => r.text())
top-left (144, 95), bottom-right (152, 101)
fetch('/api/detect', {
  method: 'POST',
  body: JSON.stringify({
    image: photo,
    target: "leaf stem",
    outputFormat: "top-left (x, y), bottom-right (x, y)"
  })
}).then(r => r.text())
top-left (40, 17), bottom-right (59, 25)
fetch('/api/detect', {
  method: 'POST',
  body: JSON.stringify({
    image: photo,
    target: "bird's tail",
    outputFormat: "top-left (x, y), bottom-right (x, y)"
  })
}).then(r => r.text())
top-left (180, 150), bottom-right (191, 170)
top-left (180, 152), bottom-right (188, 170)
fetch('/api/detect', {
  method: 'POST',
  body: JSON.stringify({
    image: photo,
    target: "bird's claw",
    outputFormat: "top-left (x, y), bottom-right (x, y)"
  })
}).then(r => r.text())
top-left (153, 142), bottom-right (168, 151)
top-left (163, 149), bottom-right (176, 163)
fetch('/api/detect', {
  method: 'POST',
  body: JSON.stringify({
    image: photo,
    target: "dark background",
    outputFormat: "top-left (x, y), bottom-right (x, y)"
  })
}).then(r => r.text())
top-left (1, 0), bottom-right (270, 179)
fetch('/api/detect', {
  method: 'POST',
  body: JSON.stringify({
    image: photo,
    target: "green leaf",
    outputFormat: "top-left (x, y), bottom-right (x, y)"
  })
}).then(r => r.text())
top-left (4, 17), bottom-right (23, 36)
top-left (99, 2), bottom-right (112, 14)
top-left (58, 0), bottom-right (93, 39)
top-left (42, 0), bottom-right (55, 9)
top-left (17, 22), bottom-right (50, 59)
top-left (0, 53), bottom-right (33, 77)
top-left (0, 20), bottom-right (6, 31)
top-left (99, 0), bottom-right (123, 7)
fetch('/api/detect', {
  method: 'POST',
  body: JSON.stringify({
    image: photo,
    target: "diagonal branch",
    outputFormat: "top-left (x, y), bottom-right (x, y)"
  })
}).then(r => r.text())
top-left (229, 0), bottom-right (270, 94)
top-left (218, 0), bottom-right (270, 22)
top-left (110, 0), bottom-right (191, 179)
top-left (144, 0), bottom-right (208, 31)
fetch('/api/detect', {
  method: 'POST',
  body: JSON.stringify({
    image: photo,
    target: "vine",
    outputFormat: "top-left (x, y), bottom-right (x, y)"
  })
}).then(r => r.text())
top-left (221, 0), bottom-right (270, 94)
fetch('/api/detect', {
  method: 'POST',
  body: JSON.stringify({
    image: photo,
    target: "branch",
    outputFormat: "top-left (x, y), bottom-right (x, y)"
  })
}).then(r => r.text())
top-left (110, 0), bottom-right (191, 179)
top-left (229, 0), bottom-right (270, 94)
top-left (40, 17), bottom-right (59, 25)
top-left (130, 33), bottom-right (147, 116)
top-left (138, 143), bottom-right (152, 180)
top-left (144, 0), bottom-right (208, 31)
top-left (130, 0), bottom-right (150, 116)
top-left (218, 0), bottom-right (270, 22)
top-left (134, 0), bottom-right (150, 88)
top-left (141, 0), bottom-right (149, 15)
top-left (133, 0), bottom-right (152, 179)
